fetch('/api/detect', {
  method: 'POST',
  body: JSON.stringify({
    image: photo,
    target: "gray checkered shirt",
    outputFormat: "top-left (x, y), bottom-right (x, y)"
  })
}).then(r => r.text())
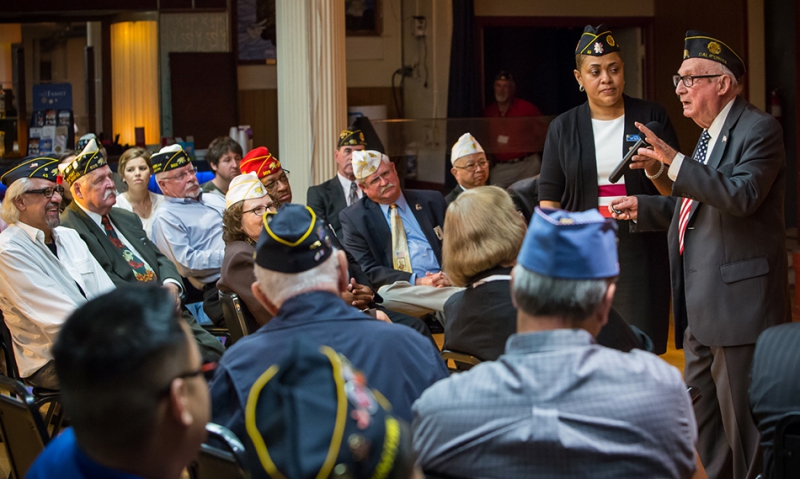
top-left (412, 329), bottom-right (697, 478)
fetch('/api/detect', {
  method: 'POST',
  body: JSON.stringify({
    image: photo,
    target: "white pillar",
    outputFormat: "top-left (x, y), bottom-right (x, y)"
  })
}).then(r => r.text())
top-left (276, 0), bottom-right (347, 205)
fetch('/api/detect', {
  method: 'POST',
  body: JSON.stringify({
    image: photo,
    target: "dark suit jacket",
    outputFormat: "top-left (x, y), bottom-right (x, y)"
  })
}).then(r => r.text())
top-left (637, 96), bottom-right (789, 347)
top-left (444, 186), bottom-right (463, 205)
top-left (307, 177), bottom-right (348, 238)
top-left (60, 203), bottom-right (181, 287)
top-left (339, 189), bottom-right (446, 289)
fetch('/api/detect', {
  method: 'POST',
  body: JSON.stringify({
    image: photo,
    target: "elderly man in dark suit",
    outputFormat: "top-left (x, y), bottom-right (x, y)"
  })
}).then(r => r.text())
top-left (60, 140), bottom-right (225, 362)
top-left (307, 129), bottom-right (367, 239)
top-left (611, 31), bottom-right (788, 479)
top-left (339, 150), bottom-right (459, 317)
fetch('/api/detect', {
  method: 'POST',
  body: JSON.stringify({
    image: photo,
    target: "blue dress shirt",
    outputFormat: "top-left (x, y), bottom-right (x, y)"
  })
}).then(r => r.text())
top-left (378, 193), bottom-right (440, 284)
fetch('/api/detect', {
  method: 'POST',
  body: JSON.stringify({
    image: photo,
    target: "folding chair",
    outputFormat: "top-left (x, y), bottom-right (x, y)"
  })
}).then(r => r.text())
top-left (772, 411), bottom-right (800, 479)
top-left (0, 375), bottom-right (51, 479)
top-left (218, 291), bottom-right (253, 346)
top-left (440, 350), bottom-right (482, 373)
top-left (188, 422), bottom-right (249, 479)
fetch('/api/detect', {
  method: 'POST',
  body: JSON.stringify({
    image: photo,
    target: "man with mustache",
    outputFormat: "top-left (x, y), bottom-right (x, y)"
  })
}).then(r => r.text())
top-left (339, 150), bottom-right (459, 317)
top-left (151, 144), bottom-right (227, 325)
top-left (0, 154), bottom-right (115, 389)
top-left (59, 140), bottom-right (225, 362)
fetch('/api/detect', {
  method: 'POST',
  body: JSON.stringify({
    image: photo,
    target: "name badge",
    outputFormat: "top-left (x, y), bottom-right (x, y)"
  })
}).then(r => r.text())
top-left (626, 134), bottom-right (641, 143)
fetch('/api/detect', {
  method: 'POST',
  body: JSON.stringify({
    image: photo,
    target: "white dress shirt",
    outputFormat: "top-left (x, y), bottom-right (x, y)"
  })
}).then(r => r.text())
top-left (668, 99), bottom-right (736, 179)
top-left (337, 172), bottom-right (362, 206)
top-left (0, 223), bottom-right (115, 377)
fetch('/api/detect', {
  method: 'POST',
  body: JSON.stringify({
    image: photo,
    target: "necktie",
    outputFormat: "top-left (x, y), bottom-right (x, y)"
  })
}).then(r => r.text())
top-left (101, 216), bottom-right (157, 283)
top-left (389, 204), bottom-right (413, 273)
top-left (348, 181), bottom-right (359, 206)
top-left (678, 130), bottom-right (712, 255)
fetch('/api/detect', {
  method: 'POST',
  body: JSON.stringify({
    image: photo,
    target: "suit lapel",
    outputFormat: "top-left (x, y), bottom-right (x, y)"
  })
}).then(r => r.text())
top-left (363, 198), bottom-right (393, 265)
top-left (327, 178), bottom-right (347, 213)
top-left (68, 202), bottom-right (126, 271)
top-left (405, 191), bottom-right (443, 260)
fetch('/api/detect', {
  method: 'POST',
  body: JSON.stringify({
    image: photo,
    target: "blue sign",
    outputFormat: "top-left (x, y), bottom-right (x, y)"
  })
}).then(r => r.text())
top-left (32, 83), bottom-right (73, 112)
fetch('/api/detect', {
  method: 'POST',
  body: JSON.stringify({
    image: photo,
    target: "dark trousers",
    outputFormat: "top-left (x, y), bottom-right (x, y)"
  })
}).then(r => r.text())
top-left (27, 360), bottom-right (59, 390)
top-left (202, 284), bottom-right (225, 327)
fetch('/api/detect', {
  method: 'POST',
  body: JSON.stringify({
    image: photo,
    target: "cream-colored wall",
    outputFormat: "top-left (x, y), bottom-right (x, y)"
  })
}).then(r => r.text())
top-left (475, 0), bottom-right (654, 17)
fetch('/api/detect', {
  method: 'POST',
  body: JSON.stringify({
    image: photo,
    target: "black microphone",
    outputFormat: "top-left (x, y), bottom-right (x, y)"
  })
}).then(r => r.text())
top-left (608, 121), bottom-right (663, 184)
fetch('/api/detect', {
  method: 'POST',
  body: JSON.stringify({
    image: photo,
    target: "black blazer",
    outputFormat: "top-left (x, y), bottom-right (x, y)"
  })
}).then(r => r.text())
top-left (538, 94), bottom-right (680, 210)
top-left (339, 189), bottom-right (446, 289)
top-left (444, 186), bottom-right (462, 205)
top-left (60, 203), bottom-right (181, 287)
top-left (307, 177), bottom-right (348, 239)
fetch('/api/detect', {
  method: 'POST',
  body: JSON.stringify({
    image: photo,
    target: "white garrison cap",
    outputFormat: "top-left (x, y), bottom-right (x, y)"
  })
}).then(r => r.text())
top-left (352, 150), bottom-right (387, 181)
top-left (225, 172), bottom-right (268, 209)
top-left (450, 133), bottom-right (485, 165)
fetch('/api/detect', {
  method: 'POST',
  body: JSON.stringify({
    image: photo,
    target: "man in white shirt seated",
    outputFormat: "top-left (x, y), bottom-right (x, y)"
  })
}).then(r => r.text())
top-left (412, 208), bottom-right (697, 478)
top-left (59, 139), bottom-right (225, 362)
top-left (151, 144), bottom-right (227, 325)
top-left (0, 154), bottom-right (115, 388)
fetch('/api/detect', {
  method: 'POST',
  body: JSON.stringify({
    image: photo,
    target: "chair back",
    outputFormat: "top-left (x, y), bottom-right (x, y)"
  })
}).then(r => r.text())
top-left (440, 350), bottom-right (482, 373)
top-left (773, 411), bottom-right (800, 479)
top-left (0, 375), bottom-right (50, 479)
top-left (219, 291), bottom-right (251, 346)
top-left (189, 422), bottom-right (249, 479)
top-left (0, 311), bottom-right (20, 379)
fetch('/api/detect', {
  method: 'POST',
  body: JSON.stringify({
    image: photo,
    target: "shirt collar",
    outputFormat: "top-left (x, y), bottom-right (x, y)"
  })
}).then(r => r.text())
top-left (379, 192), bottom-right (408, 216)
top-left (75, 200), bottom-right (104, 228)
top-left (707, 98), bottom-right (736, 141)
top-left (505, 329), bottom-right (595, 354)
top-left (164, 192), bottom-right (202, 204)
top-left (16, 220), bottom-right (49, 244)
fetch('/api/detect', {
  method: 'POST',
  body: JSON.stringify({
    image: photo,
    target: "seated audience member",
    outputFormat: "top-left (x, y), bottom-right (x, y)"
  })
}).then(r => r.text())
top-left (239, 146), bottom-right (293, 207)
top-left (56, 150), bottom-right (77, 211)
top-left (210, 204), bottom-right (448, 471)
top-left (307, 128), bottom-right (367, 238)
top-left (218, 173), bottom-right (277, 327)
top-left (445, 133), bottom-right (489, 205)
top-left (151, 144), bottom-right (226, 325)
top-left (201, 136), bottom-right (243, 197)
top-left (750, 322), bottom-right (800, 478)
top-left (339, 150), bottom-right (460, 317)
top-left (60, 139), bottom-right (225, 362)
top-left (443, 187), bottom-right (644, 360)
top-left (413, 208), bottom-right (697, 478)
top-left (0, 155), bottom-right (115, 388)
top-left (244, 338), bottom-right (423, 479)
top-left (114, 147), bottom-right (165, 239)
top-left (26, 285), bottom-right (211, 479)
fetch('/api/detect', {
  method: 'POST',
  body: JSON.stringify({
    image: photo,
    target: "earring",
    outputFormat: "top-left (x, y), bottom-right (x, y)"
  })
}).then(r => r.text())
top-left (579, 85), bottom-right (585, 92)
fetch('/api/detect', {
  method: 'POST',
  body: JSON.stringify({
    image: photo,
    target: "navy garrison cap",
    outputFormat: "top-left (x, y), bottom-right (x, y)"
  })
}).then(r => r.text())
top-left (151, 144), bottom-right (192, 175)
top-left (575, 24), bottom-right (621, 56)
top-left (518, 208), bottom-right (619, 279)
top-left (246, 338), bottom-right (406, 479)
top-left (63, 138), bottom-right (107, 185)
top-left (255, 204), bottom-right (334, 273)
top-left (337, 129), bottom-right (367, 148)
top-left (1, 154), bottom-right (60, 186)
top-left (683, 30), bottom-right (746, 79)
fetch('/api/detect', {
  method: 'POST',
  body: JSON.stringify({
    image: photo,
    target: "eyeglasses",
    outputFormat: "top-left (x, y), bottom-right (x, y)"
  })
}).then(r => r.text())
top-left (672, 74), bottom-right (722, 88)
top-left (365, 169), bottom-right (393, 188)
top-left (243, 204), bottom-right (275, 217)
top-left (454, 160), bottom-right (489, 172)
top-left (264, 170), bottom-right (291, 192)
top-left (161, 166), bottom-right (198, 182)
top-left (24, 185), bottom-right (65, 198)
top-left (155, 362), bottom-right (216, 398)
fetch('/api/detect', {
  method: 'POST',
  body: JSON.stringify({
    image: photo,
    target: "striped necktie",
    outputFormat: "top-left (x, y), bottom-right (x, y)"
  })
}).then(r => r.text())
top-left (390, 204), bottom-right (413, 273)
top-left (348, 181), bottom-right (359, 206)
top-left (678, 130), bottom-right (711, 255)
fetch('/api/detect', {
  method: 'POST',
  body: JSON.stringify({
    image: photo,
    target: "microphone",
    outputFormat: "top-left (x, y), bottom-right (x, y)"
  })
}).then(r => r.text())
top-left (608, 121), bottom-right (663, 184)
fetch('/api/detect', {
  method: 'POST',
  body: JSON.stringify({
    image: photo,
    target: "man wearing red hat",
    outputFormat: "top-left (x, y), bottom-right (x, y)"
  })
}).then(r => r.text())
top-left (239, 146), bottom-right (292, 207)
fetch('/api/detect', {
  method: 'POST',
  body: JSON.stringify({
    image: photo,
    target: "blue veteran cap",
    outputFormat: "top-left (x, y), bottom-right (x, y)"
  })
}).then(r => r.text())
top-left (683, 30), bottom-right (746, 80)
top-left (246, 338), bottom-right (405, 479)
top-left (255, 204), bottom-right (334, 273)
top-left (518, 208), bottom-right (619, 279)
top-left (1, 154), bottom-right (60, 187)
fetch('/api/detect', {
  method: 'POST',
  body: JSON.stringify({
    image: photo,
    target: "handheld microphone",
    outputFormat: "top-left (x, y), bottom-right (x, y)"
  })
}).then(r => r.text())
top-left (608, 121), bottom-right (662, 184)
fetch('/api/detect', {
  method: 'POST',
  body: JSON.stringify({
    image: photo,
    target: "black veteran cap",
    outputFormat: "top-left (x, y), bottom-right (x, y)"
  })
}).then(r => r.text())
top-left (62, 139), bottom-right (108, 185)
top-left (246, 338), bottom-right (408, 479)
top-left (1, 154), bottom-right (60, 187)
top-left (575, 24), bottom-right (621, 56)
top-left (256, 204), bottom-right (333, 273)
top-left (683, 30), bottom-right (746, 80)
top-left (338, 129), bottom-right (367, 148)
top-left (75, 133), bottom-right (98, 152)
top-left (151, 144), bottom-right (191, 175)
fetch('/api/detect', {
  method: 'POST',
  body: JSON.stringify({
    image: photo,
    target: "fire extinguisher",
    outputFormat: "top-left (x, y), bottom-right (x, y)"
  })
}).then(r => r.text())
top-left (770, 89), bottom-right (782, 123)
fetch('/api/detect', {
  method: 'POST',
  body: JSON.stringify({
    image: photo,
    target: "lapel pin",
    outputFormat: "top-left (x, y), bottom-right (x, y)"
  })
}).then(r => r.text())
top-left (415, 203), bottom-right (422, 211)
top-left (722, 135), bottom-right (727, 142)
top-left (434, 226), bottom-right (443, 240)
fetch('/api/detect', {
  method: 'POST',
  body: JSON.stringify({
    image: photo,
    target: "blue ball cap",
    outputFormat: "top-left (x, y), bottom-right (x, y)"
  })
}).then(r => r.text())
top-left (518, 208), bottom-right (619, 279)
top-left (255, 203), bottom-right (334, 273)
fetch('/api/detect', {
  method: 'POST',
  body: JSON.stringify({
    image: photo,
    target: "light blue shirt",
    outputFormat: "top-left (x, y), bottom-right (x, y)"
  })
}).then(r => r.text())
top-left (151, 192), bottom-right (226, 289)
top-left (412, 329), bottom-right (698, 479)
top-left (379, 193), bottom-right (440, 284)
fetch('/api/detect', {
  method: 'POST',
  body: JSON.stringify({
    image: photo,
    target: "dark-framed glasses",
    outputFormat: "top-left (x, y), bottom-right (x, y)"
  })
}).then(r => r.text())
top-left (155, 362), bottom-right (216, 398)
top-left (264, 170), bottom-right (291, 192)
top-left (24, 185), bottom-right (65, 198)
top-left (454, 160), bottom-right (489, 172)
top-left (672, 74), bottom-right (722, 88)
top-left (243, 204), bottom-right (275, 217)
